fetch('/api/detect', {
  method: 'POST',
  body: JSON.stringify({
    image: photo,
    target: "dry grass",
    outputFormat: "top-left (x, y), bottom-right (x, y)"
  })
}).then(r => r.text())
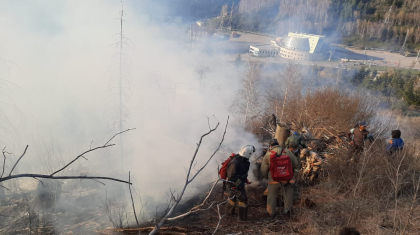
top-left (295, 141), bottom-right (420, 235)
top-left (269, 86), bottom-right (376, 138)
top-left (246, 63), bottom-right (377, 140)
top-left (232, 64), bottom-right (420, 234)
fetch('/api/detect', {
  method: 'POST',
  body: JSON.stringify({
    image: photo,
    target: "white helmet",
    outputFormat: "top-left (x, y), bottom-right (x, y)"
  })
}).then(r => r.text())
top-left (239, 145), bottom-right (256, 159)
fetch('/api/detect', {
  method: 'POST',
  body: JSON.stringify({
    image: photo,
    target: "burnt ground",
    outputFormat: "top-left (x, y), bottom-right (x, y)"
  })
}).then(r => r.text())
top-left (0, 179), bottom-right (119, 235)
top-left (0, 176), bottom-right (346, 235)
top-left (101, 181), bottom-right (341, 235)
top-left (1, 175), bottom-right (409, 235)
top-left (151, 183), bottom-right (318, 235)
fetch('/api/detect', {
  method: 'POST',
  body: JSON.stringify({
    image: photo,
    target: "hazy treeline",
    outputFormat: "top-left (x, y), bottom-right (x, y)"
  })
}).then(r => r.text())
top-left (142, 0), bottom-right (420, 49)
top-left (231, 0), bottom-right (420, 50)
top-left (238, 0), bottom-right (279, 14)
top-left (306, 64), bottom-right (420, 107)
top-left (351, 66), bottom-right (420, 106)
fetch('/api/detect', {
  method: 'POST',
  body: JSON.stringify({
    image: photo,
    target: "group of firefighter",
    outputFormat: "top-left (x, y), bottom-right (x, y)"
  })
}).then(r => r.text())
top-left (222, 121), bottom-right (405, 222)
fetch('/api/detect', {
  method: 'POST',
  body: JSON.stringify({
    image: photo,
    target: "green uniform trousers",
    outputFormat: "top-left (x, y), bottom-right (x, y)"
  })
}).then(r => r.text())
top-left (267, 182), bottom-right (294, 216)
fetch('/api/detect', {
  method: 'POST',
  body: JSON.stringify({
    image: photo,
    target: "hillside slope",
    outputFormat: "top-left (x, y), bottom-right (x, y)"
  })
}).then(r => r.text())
top-left (228, 0), bottom-right (420, 51)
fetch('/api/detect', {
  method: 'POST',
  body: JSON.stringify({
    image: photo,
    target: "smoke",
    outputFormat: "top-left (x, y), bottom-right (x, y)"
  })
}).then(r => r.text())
top-left (0, 0), bottom-right (261, 227)
top-left (1, 1), bottom-right (404, 232)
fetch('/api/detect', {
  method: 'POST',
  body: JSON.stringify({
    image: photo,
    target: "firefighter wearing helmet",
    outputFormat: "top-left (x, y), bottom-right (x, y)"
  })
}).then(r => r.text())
top-left (225, 145), bottom-right (255, 221)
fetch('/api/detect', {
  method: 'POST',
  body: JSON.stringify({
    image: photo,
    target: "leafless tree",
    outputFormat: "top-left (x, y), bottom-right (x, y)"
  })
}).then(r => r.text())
top-left (149, 116), bottom-right (229, 235)
top-left (231, 61), bottom-right (263, 125)
top-left (0, 129), bottom-right (134, 187)
top-left (239, 0), bottom-right (278, 14)
top-left (105, 0), bottom-right (135, 169)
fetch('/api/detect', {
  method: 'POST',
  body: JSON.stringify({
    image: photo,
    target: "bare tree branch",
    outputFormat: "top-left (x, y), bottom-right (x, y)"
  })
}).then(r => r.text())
top-left (128, 171), bottom-right (141, 232)
top-left (168, 177), bottom-right (234, 221)
top-left (8, 145), bottom-right (28, 176)
top-left (50, 144), bottom-right (114, 176)
top-left (1, 147), bottom-right (11, 178)
top-left (0, 184), bottom-right (9, 190)
top-left (206, 116), bottom-right (211, 131)
top-left (51, 128), bottom-right (134, 176)
top-left (0, 130), bottom-right (135, 187)
top-left (0, 174), bottom-right (131, 184)
top-left (168, 179), bottom-right (220, 221)
top-left (90, 178), bottom-right (106, 185)
top-left (212, 200), bottom-right (228, 235)
top-left (149, 116), bottom-right (229, 235)
top-left (104, 128), bottom-right (135, 146)
top-left (32, 177), bottom-right (45, 188)
top-left (188, 116), bottom-right (229, 184)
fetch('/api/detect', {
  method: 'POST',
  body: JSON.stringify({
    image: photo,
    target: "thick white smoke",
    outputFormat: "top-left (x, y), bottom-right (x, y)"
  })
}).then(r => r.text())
top-left (0, 0), bottom-right (259, 218)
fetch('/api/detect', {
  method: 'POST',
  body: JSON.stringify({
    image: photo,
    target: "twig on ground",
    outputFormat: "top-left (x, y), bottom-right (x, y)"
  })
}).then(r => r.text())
top-left (168, 179), bottom-right (221, 220)
top-left (212, 200), bottom-right (229, 235)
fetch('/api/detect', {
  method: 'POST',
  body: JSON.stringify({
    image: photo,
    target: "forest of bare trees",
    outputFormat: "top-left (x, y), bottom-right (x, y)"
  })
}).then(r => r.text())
top-left (238, 0), bottom-right (278, 14)
top-left (232, 0), bottom-right (420, 49)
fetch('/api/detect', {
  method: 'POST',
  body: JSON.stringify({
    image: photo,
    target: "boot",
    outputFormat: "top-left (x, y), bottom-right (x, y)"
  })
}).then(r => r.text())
top-left (225, 199), bottom-right (236, 216)
top-left (238, 206), bottom-right (247, 221)
top-left (238, 201), bottom-right (248, 221)
top-left (283, 209), bottom-right (291, 218)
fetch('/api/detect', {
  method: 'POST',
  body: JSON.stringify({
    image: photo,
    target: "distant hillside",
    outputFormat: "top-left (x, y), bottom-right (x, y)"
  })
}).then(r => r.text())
top-left (228, 0), bottom-right (420, 51)
top-left (149, 0), bottom-right (420, 51)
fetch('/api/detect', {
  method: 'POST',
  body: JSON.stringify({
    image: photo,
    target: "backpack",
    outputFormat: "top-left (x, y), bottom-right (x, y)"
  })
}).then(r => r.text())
top-left (219, 153), bottom-right (235, 180)
top-left (269, 148), bottom-right (294, 183)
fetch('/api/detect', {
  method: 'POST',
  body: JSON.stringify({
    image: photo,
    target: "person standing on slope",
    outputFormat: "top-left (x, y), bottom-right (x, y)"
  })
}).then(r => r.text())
top-left (261, 139), bottom-right (299, 217)
top-left (225, 145), bottom-right (255, 221)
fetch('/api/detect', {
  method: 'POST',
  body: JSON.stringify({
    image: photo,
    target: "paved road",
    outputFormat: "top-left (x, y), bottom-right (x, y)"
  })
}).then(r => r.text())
top-left (210, 32), bottom-right (420, 71)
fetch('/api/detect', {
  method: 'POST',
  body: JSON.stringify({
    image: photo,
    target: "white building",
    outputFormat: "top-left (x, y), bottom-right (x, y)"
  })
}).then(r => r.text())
top-left (276, 32), bottom-right (328, 61)
top-left (249, 45), bottom-right (279, 57)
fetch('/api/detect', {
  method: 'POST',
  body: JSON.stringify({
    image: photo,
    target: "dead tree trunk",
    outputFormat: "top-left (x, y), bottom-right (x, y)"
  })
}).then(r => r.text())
top-left (275, 123), bottom-right (290, 148)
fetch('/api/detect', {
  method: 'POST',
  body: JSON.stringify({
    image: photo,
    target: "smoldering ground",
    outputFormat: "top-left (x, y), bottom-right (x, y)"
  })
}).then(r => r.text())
top-left (0, 0), bottom-right (262, 231)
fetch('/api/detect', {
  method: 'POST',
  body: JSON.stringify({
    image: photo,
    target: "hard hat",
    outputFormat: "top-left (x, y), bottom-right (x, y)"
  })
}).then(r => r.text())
top-left (358, 121), bottom-right (368, 127)
top-left (239, 145), bottom-right (256, 159)
top-left (391, 130), bottom-right (401, 138)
